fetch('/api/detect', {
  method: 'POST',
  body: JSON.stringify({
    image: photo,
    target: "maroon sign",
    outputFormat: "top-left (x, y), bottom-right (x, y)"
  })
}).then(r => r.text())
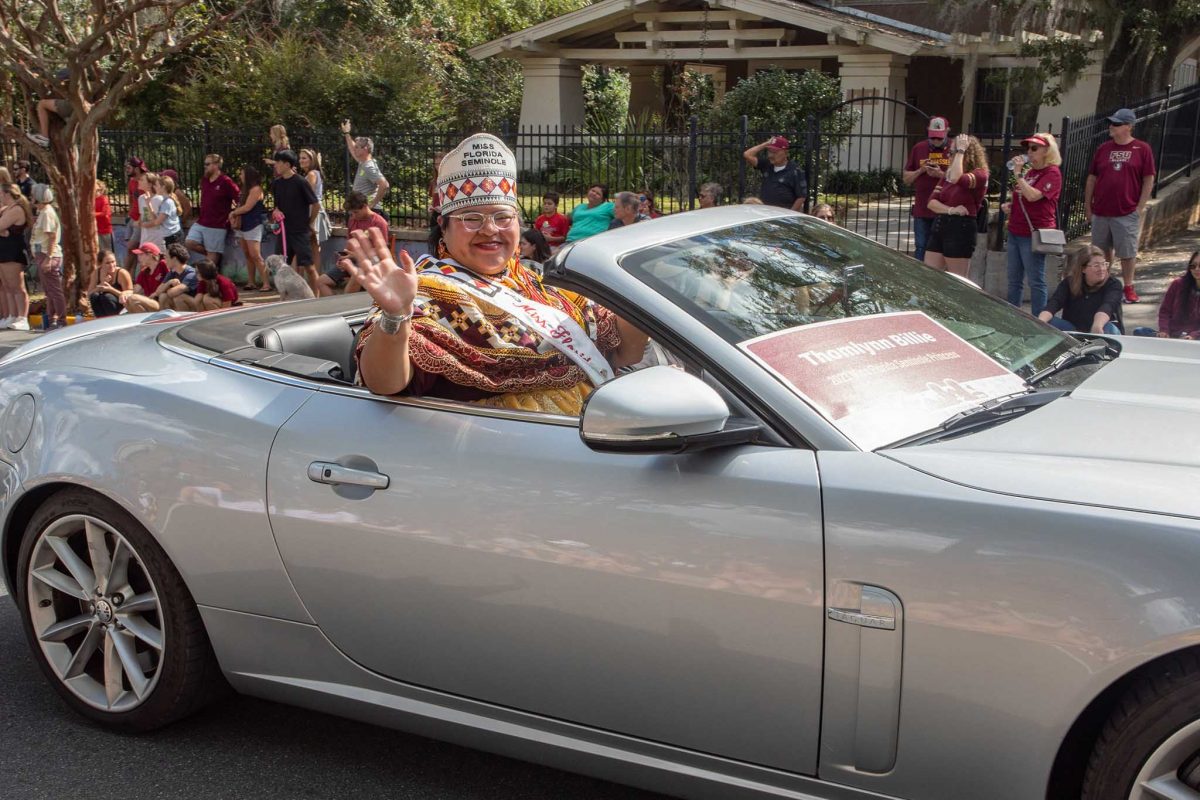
top-left (740, 312), bottom-right (1028, 449)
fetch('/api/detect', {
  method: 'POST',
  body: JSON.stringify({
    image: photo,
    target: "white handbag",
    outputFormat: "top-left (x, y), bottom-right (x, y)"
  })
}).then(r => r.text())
top-left (1017, 192), bottom-right (1065, 255)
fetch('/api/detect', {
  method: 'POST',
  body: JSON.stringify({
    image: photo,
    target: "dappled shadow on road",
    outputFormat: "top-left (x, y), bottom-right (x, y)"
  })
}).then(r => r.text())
top-left (0, 606), bottom-right (666, 800)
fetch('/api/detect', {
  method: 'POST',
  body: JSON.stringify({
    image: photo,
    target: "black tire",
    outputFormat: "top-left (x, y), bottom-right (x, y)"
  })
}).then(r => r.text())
top-left (15, 488), bottom-right (227, 731)
top-left (1082, 653), bottom-right (1200, 799)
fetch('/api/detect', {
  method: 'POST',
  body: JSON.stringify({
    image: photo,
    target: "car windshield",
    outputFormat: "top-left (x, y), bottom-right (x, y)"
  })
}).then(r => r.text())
top-left (621, 216), bottom-right (1074, 377)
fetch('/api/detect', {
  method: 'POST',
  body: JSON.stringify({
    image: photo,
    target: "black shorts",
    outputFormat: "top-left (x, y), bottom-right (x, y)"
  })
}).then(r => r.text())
top-left (285, 231), bottom-right (314, 267)
top-left (927, 215), bottom-right (978, 259)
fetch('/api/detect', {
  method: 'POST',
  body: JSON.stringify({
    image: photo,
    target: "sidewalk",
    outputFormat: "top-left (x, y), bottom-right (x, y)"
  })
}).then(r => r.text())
top-left (1115, 225), bottom-right (1200, 332)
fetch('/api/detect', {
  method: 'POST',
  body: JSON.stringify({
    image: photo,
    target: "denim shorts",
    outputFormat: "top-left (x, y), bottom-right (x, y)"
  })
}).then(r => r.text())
top-left (187, 223), bottom-right (228, 254)
top-left (235, 224), bottom-right (263, 243)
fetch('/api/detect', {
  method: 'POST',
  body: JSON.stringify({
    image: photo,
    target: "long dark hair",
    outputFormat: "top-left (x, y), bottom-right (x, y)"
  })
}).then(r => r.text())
top-left (1173, 250), bottom-right (1200, 328)
top-left (239, 165), bottom-right (262, 204)
top-left (521, 228), bottom-right (551, 262)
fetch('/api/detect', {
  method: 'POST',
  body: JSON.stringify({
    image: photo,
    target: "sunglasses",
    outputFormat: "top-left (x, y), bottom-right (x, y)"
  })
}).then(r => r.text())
top-left (1025, 144), bottom-right (1043, 152)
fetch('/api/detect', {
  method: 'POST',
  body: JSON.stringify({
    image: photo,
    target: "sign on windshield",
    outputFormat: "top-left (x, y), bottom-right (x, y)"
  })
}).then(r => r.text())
top-left (740, 311), bottom-right (1030, 449)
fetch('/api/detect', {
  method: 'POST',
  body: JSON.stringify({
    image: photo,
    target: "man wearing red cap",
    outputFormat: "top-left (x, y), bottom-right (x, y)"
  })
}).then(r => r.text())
top-left (903, 116), bottom-right (952, 261)
top-left (743, 135), bottom-right (807, 211)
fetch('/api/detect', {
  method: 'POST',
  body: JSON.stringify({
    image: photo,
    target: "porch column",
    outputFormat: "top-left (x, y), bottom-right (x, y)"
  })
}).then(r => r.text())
top-left (628, 65), bottom-right (664, 119)
top-left (518, 58), bottom-right (586, 131)
top-left (837, 53), bottom-right (910, 171)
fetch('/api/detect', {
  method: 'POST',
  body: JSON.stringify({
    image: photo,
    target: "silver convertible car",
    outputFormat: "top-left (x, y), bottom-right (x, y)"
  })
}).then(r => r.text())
top-left (2, 206), bottom-right (1199, 800)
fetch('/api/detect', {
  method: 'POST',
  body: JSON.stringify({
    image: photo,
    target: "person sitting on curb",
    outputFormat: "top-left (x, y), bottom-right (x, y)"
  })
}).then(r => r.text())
top-left (1133, 251), bottom-right (1200, 339)
top-left (1037, 245), bottom-right (1123, 335)
top-left (87, 249), bottom-right (133, 318)
top-left (126, 243), bottom-right (197, 312)
top-left (608, 191), bottom-right (649, 229)
top-left (317, 191), bottom-right (386, 297)
top-left (192, 259), bottom-right (240, 311)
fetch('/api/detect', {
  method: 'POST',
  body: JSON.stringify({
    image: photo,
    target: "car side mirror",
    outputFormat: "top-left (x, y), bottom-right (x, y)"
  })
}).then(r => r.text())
top-left (580, 366), bottom-right (762, 454)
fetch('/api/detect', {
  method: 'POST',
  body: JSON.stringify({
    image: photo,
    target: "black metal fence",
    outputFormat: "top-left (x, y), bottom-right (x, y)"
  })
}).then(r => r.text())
top-left (95, 82), bottom-right (1200, 250)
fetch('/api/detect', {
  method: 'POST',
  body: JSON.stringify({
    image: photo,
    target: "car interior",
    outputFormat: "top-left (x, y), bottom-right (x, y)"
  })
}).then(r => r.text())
top-left (172, 291), bottom-right (780, 442)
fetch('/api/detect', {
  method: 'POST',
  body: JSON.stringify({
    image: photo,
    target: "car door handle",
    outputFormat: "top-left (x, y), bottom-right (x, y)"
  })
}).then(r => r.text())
top-left (307, 461), bottom-right (390, 490)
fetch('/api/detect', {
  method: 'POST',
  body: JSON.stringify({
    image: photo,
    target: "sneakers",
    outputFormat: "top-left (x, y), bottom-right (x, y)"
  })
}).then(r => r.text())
top-left (1123, 285), bottom-right (1140, 304)
top-left (25, 131), bottom-right (49, 148)
top-left (0, 316), bottom-right (12, 329)
top-left (9, 317), bottom-right (30, 331)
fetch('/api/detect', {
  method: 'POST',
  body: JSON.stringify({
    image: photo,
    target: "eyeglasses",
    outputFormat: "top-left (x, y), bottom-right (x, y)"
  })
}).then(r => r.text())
top-left (448, 211), bottom-right (519, 231)
top-left (1189, 263), bottom-right (1200, 271)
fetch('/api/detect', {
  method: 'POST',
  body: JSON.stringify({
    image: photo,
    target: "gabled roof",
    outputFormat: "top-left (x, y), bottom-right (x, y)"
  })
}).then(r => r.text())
top-left (468, 0), bottom-right (943, 61)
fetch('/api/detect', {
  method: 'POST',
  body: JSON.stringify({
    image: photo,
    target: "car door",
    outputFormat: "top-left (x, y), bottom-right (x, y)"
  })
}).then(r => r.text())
top-left (265, 384), bottom-right (824, 774)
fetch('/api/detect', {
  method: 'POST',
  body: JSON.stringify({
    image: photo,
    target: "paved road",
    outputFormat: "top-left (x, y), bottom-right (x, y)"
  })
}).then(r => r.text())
top-left (0, 585), bottom-right (665, 800)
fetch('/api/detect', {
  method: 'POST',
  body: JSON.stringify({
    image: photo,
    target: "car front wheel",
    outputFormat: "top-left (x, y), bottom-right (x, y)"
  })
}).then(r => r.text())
top-left (1083, 654), bottom-right (1200, 799)
top-left (16, 489), bottom-right (224, 730)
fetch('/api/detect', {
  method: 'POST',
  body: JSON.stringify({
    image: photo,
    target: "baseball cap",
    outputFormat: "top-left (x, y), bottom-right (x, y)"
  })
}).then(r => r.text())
top-left (274, 149), bottom-right (299, 167)
top-left (161, 168), bottom-right (179, 182)
top-left (766, 135), bottom-right (790, 150)
top-left (126, 156), bottom-right (146, 170)
top-left (1106, 108), bottom-right (1136, 126)
top-left (131, 242), bottom-right (161, 256)
top-left (927, 117), bottom-right (949, 138)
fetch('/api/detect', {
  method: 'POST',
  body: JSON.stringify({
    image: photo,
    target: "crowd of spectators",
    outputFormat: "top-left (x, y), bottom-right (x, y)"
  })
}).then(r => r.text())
top-left (0, 104), bottom-right (1193, 342)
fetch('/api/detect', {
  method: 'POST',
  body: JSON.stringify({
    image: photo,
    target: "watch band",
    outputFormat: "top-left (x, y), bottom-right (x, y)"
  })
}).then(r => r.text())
top-left (377, 309), bottom-right (414, 336)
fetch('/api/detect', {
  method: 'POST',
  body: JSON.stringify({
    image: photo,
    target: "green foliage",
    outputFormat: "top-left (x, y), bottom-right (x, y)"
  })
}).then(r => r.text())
top-left (582, 66), bottom-right (631, 133)
top-left (163, 29), bottom-right (448, 131)
top-left (545, 109), bottom-right (670, 198)
top-left (824, 168), bottom-right (906, 196)
top-left (706, 67), bottom-right (846, 130)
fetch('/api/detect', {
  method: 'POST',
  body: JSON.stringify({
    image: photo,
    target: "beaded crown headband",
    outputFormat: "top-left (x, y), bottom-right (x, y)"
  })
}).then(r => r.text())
top-left (437, 134), bottom-right (519, 216)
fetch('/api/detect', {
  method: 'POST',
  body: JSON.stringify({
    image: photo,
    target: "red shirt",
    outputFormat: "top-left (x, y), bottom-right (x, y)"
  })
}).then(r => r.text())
top-left (134, 260), bottom-right (169, 295)
top-left (1089, 139), bottom-right (1156, 217)
top-left (198, 274), bottom-right (239, 303)
top-left (95, 194), bottom-right (113, 235)
top-left (1007, 165), bottom-right (1062, 236)
top-left (128, 177), bottom-right (143, 221)
top-left (197, 173), bottom-right (240, 229)
top-left (931, 168), bottom-right (989, 217)
top-left (905, 140), bottom-right (953, 218)
top-left (534, 212), bottom-right (570, 244)
top-left (349, 210), bottom-right (390, 241)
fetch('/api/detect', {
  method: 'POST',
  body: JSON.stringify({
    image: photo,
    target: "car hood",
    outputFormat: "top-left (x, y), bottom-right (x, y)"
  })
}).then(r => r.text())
top-left (884, 336), bottom-right (1200, 520)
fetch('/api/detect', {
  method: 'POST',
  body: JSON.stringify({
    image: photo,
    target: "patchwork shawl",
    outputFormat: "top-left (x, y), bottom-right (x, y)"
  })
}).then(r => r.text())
top-left (355, 255), bottom-right (622, 396)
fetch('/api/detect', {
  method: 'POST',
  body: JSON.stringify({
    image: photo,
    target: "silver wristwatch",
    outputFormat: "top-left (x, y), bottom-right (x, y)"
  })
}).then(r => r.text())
top-left (377, 309), bottom-right (414, 336)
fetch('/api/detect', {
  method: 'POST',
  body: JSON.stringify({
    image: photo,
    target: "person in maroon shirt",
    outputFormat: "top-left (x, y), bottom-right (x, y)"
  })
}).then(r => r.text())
top-left (1000, 132), bottom-right (1062, 315)
top-left (1133, 252), bottom-right (1200, 339)
top-left (122, 157), bottom-right (147, 271)
top-left (925, 133), bottom-right (989, 277)
top-left (185, 153), bottom-right (240, 270)
top-left (1085, 108), bottom-right (1157, 304)
top-left (902, 116), bottom-right (952, 261)
top-left (190, 259), bottom-right (240, 311)
top-left (124, 242), bottom-right (170, 312)
top-left (317, 191), bottom-right (387, 296)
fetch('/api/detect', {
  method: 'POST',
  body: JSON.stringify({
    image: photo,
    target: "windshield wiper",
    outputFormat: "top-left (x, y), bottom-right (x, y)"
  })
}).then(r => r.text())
top-left (1028, 340), bottom-right (1117, 385)
top-left (890, 388), bottom-right (1068, 447)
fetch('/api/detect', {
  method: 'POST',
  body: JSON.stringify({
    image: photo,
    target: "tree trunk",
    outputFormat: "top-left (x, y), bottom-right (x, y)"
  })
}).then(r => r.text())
top-left (42, 109), bottom-right (98, 315)
top-left (1096, 27), bottom-right (1183, 109)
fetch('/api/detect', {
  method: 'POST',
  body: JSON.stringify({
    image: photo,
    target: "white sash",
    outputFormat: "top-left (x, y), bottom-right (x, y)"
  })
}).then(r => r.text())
top-left (422, 259), bottom-right (614, 386)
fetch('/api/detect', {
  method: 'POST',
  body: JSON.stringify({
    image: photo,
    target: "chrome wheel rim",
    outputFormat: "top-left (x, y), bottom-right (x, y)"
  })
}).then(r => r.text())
top-left (1130, 718), bottom-right (1200, 800)
top-left (25, 514), bottom-right (165, 712)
